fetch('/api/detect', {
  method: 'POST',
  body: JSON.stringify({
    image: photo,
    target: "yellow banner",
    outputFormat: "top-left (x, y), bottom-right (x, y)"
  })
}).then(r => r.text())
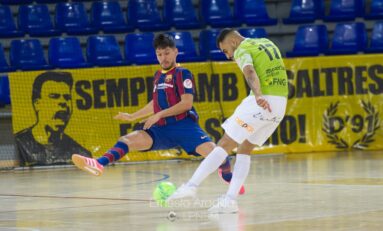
top-left (9, 54), bottom-right (383, 166)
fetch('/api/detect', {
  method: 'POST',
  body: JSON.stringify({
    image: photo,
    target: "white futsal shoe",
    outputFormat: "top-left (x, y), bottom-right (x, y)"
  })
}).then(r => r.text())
top-left (166, 184), bottom-right (197, 202)
top-left (208, 195), bottom-right (239, 214)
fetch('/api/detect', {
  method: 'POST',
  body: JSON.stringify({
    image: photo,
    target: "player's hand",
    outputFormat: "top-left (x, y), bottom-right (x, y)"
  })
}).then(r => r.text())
top-left (114, 112), bottom-right (135, 121)
top-left (143, 113), bottom-right (161, 130)
top-left (256, 96), bottom-right (272, 112)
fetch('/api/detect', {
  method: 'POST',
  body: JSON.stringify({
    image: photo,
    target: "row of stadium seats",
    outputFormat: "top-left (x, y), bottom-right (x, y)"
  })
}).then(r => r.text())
top-left (0, 0), bottom-right (273, 37)
top-left (1, 21), bottom-right (383, 73)
top-left (0, 0), bottom-right (90, 3)
top-left (0, 29), bottom-right (266, 72)
top-left (285, 0), bottom-right (383, 23)
top-left (1, 0), bottom-right (383, 38)
top-left (287, 21), bottom-right (383, 57)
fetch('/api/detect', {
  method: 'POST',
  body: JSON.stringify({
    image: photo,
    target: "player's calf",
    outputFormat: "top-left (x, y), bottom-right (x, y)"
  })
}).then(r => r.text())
top-left (218, 157), bottom-right (245, 195)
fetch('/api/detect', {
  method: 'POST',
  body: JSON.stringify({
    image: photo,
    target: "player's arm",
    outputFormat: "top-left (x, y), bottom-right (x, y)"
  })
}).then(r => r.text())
top-left (156, 94), bottom-right (193, 118)
top-left (236, 48), bottom-right (272, 112)
top-left (243, 65), bottom-right (271, 112)
top-left (143, 94), bottom-right (193, 129)
top-left (243, 65), bottom-right (262, 98)
top-left (114, 100), bottom-right (154, 121)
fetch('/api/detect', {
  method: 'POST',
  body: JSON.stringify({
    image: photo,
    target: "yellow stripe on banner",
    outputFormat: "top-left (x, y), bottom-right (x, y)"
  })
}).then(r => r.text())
top-left (8, 54), bottom-right (383, 165)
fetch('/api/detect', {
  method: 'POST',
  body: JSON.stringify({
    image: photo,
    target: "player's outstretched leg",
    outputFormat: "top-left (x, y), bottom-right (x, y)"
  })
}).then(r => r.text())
top-left (72, 154), bottom-right (104, 176)
top-left (168, 146), bottom-right (229, 201)
top-left (72, 141), bottom-right (129, 176)
top-left (209, 154), bottom-right (251, 213)
top-left (166, 183), bottom-right (197, 202)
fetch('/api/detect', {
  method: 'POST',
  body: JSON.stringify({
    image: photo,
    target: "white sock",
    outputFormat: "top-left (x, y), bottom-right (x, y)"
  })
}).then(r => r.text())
top-left (187, 146), bottom-right (228, 187)
top-left (226, 154), bottom-right (251, 200)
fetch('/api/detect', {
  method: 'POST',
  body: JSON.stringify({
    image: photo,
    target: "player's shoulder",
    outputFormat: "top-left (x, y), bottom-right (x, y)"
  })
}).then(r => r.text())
top-left (154, 69), bottom-right (162, 75)
top-left (175, 66), bottom-right (192, 76)
top-left (175, 66), bottom-right (190, 72)
top-left (241, 38), bottom-right (269, 48)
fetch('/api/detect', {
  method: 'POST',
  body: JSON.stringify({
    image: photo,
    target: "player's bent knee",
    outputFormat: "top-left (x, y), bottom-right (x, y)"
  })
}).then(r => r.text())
top-left (237, 140), bottom-right (257, 154)
top-left (118, 136), bottom-right (130, 145)
top-left (195, 142), bottom-right (215, 157)
top-left (217, 134), bottom-right (237, 153)
top-left (120, 131), bottom-right (153, 150)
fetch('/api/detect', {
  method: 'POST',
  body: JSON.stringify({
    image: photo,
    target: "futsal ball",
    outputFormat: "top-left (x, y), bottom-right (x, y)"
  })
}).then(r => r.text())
top-left (153, 181), bottom-right (176, 207)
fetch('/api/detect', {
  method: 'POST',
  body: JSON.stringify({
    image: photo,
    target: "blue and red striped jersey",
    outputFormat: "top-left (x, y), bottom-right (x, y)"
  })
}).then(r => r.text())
top-left (152, 66), bottom-right (198, 126)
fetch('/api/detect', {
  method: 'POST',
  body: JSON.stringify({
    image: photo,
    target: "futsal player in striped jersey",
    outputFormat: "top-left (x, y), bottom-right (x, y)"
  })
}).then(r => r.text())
top-left (72, 33), bottom-right (245, 194)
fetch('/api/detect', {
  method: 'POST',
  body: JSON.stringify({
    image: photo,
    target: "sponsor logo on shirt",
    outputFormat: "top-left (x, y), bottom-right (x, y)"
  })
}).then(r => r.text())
top-left (157, 83), bottom-right (174, 90)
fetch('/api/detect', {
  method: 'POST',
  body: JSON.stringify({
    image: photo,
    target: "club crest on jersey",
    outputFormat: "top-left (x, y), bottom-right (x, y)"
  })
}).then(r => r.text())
top-left (165, 75), bottom-right (173, 82)
top-left (183, 79), bottom-right (193, 89)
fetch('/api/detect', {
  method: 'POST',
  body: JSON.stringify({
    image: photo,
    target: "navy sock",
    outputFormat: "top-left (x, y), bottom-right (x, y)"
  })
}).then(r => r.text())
top-left (219, 156), bottom-right (232, 182)
top-left (97, 141), bottom-right (129, 166)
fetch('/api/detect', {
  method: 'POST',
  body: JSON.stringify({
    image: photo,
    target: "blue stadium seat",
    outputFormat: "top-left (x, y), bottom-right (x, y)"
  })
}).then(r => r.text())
top-left (10, 39), bottom-right (52, 71)
top-left (199, 29), bottom-right (227, 61)
top-left (55, 2), bottom-right (98, 35)
top-left (200, 0), bottom-right (241, 28)
top-left (323, 0), bottom-right (364, 22)
top-left (286, 24), bottom-right (328, 57)
top-left (127, 0), bottom-right (170, 31)
top-left (125, 32), bottom-right (157, 65)
top-left (238, 28), bottom-right (268, 38)
top-left (365, 0), bottom-right (383, 19)
top-left (325, 22), bottom-right (367, 55)
top-left (35, 0), bottom-right (65, 3)
top-left (234, 0), bottom-right (277, 26)
top-left (0, 5), bottom-right (24, 38)
top-left (0, 0), bottom-right (33, 4)
top-left (167, 32), bottom-right (206, 63)
top-left (49, 37), bottom-right (92, 69)
top-left (163, 0), bottom-right (202, 29)
top-left (283, 0), bottom-right (324, 24)
top-left (86, 35), bottom-right (128, 67)
top-left (365, 21), bottom-right (383, 53)
top-left (91, 1), bottom-right (133, 33)
top-left (18, 5), bottom-right (61, 37)
top-left (0, 76), bottom-right (10, 106)
top-left (0, 43), bottom-right (15, 73)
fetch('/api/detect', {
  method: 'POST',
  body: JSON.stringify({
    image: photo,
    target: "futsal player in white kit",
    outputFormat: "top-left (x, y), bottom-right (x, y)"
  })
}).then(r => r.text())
top-left (168, 28), bottom-right (289, 213)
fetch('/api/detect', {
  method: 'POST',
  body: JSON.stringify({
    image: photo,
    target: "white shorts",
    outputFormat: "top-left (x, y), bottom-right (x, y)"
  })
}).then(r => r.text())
top-left (221, 95), bottom-right (287, 146)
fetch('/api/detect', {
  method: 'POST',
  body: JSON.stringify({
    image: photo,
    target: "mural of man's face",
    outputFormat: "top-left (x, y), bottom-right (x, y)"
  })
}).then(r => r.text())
top-left (34, 81), bottom-right (72, 133)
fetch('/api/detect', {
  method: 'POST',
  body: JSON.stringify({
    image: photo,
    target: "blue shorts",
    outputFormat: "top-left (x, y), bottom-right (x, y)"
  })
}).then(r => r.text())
top-left (144, 117), bottom-right (212, 156)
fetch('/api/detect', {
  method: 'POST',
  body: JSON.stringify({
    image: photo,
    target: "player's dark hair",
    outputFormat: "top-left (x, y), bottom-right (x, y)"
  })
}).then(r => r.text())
top-left (216, 28), bottom-right (236, 48)
top-left (153, 33), bottom-right (176, 49)
top-left (32, 71), bottom-right (73, 102)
